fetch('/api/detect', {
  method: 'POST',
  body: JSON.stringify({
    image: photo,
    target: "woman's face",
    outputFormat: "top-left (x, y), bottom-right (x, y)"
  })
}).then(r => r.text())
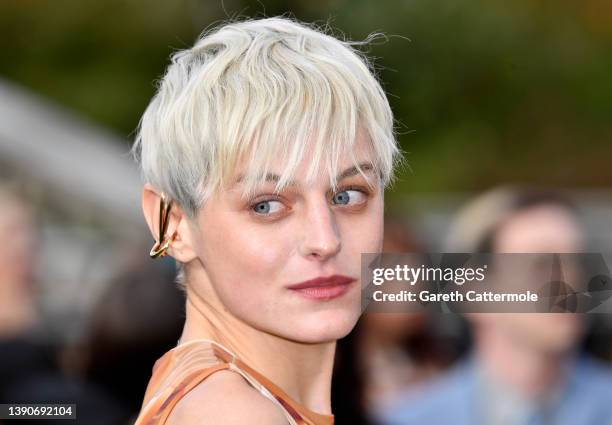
top-left (186, 132), bottom-right (384, 343)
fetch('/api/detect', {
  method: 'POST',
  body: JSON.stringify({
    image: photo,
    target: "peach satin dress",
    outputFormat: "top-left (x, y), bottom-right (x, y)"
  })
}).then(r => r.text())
top-left (133, 339), bottom-right (334, 425)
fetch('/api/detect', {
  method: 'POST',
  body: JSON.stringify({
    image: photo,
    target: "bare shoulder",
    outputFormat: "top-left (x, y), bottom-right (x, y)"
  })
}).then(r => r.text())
top-left (165, 369), bottom-right (288, 425)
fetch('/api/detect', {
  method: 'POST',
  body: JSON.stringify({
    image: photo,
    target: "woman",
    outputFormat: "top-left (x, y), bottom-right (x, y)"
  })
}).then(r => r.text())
top-left (132, 16), bottom-right (403, 425)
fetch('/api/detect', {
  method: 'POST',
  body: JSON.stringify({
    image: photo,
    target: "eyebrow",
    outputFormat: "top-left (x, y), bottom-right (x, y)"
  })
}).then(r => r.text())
top-left (234, 162), bottom-right (375, 186)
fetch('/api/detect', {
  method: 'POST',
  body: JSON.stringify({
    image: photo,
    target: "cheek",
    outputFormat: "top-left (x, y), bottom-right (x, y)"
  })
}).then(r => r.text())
top-left (200, 213), bottom-right (291, 291)
top-left (341, 197), bottom-right (384, 254)
top-left (225, 228), bottom-right (282, 265)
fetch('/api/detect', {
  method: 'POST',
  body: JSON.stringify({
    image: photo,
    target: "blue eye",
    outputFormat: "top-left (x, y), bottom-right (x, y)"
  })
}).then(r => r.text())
top-left (252, 200), bottom-right (283, 215)
top-left (332, 189), bottom-right (366, 206)
top-left (332, 191), bottom-right (350, 205)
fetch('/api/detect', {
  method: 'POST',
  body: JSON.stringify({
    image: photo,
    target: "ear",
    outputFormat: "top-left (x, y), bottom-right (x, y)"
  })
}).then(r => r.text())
top-left (142, 184), bottom-right (198, 263)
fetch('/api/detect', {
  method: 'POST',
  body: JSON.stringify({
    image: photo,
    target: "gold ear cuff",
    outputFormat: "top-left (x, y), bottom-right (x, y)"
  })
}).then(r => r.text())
top-left (149, 194), bottom-right (174, 259)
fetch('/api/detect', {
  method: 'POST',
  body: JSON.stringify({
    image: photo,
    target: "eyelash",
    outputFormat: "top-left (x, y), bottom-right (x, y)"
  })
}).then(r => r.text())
top-left (248, 185), bottom-right (371, 217)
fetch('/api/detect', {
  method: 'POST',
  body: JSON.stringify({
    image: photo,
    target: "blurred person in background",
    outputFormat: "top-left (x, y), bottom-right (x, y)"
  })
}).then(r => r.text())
top-left (0, 183), bottom-right (51, 404)
top-left (0, 184), bottom-right (38, 337)
top-left (332, 214), bottom-right (467, 425)
top-left (0, 184), bottom-right (125, 424)
top-left (380, 186), bottom-right (612, 425)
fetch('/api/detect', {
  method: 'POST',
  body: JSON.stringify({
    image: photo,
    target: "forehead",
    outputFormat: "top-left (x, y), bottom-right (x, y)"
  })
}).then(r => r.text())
top-left (230, 126), bottom-right (377, 189)
top-left (233, 161), bottom-right (377, 187)
top-left (495, 205), bottom-right (582, 252)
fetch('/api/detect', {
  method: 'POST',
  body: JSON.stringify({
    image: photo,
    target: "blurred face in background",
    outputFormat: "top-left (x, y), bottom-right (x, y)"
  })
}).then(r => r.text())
top-left (0, 193), bottom-right (38, 334)
top-left (0, 195), bottom-right (35, 284)
top-left (184, 131), bottom-right (385, 344)
top-left (476, 204), bottom-right (585, 354)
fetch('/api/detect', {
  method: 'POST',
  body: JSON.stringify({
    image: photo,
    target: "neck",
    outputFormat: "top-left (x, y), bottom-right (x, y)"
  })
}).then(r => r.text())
top-left (178, 267), bottom-right (336, 415)
top-left (474, 328), bottom-right (573, 399)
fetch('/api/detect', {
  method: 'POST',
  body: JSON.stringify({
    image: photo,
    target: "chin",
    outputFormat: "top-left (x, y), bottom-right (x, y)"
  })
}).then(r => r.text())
top-left (289, 310), bottom-right (361, 344)
top-left (536, 319), bottom-right (584, 353)
top-left (542, 332), bottom-right (583, 354)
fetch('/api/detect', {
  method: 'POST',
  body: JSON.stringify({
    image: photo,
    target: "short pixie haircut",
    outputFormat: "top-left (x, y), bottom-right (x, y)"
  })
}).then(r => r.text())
top-left (133, 16), bottom-right (403, 218)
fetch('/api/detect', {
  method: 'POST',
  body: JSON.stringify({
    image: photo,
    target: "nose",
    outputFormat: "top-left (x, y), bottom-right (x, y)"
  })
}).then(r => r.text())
top-left (299, 197), bottom-right (341, 261)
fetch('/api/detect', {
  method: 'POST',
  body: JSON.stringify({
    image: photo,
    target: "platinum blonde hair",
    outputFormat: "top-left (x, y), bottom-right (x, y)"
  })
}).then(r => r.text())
top-left (133, 16), bottom-right (404, 218)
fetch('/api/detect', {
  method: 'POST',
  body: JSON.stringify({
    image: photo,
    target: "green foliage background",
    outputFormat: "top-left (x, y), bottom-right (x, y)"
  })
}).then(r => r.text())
top-left (1, 0), bottom-right (611, 198)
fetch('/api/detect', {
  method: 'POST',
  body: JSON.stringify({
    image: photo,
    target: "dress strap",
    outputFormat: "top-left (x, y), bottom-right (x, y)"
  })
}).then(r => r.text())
top-left (138, 363), bottom-right (230, 425)
top-left (135, 339), bottom-right (333, 425)
top-left (211, 343), bottom-right (332, 425)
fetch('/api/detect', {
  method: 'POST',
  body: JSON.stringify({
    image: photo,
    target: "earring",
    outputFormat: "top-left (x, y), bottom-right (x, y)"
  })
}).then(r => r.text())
top-left (149, 193), bottom-right (175, 259)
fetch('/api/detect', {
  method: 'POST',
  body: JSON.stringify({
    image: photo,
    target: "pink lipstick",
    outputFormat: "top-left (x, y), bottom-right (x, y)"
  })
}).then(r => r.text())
top-left (287, 275), bottom-right (356, 300)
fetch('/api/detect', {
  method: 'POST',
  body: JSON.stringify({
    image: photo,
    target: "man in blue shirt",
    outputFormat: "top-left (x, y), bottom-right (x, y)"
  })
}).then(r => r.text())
top-left (378, 187), bottom-right (612, 425)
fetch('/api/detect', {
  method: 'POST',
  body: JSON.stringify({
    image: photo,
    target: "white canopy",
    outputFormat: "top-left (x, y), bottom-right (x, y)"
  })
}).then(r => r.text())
top-left (0, 79), bottom-right (144, 232)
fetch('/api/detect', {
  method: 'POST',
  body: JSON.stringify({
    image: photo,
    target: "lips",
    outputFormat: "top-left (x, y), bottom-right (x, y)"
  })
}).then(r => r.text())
top-left (287, 275), bottom-right (356, 300)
